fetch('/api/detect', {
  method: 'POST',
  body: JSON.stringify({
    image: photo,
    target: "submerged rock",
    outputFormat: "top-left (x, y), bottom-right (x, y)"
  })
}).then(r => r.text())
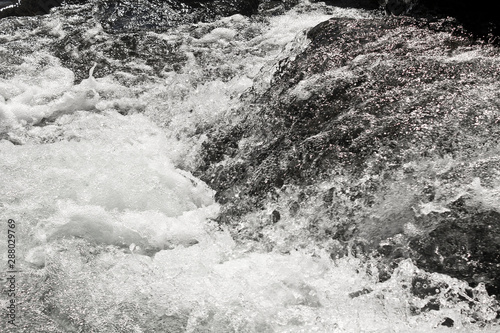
top-left (409, 209), bottom-right (500, 296)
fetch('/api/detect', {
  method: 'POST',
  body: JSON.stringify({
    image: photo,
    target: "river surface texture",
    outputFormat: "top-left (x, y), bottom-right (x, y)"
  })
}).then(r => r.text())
top-left (1, 0), bottom-right (500, 332)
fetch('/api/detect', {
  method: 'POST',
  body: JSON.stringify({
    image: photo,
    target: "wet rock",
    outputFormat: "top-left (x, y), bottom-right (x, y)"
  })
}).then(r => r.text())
top-left (271, 210), bottom-right (281, 223)
top-left (94, 0), bottom-right (190, 33)
top-left (409, 210), bottom-right (500, 296)
top-left (401, 267), bottom-right (497, 320)
top-left (0, 0), bottom-right (15, 10)
top-left (373, 208), bottom-right (500, 297)
top-left (289, 201), bottom-right (300, 216)
top-left (374, 238), bottom-right (411, 282)
top-left (198, 15), bottom-right (498, 214)
top-left (320, 0), bottom-right (379, 10)
top-left (0, 0), bottom-right (90, 18)
top-left (94, 0), bottom-right (258, 33)
top-left (411, 276), bottom-right (447, 299)
top-left (349, 287), bottom-right (373, 298)
top-left (52, 26), bottom-right (188, 81)
top-left (1, 0), bottom-right (261, 28)
top-left (416, 0), bottom-right (500, 43)
top-left (441, 317), bottom-right (454, 327)
top-left (329, 241), bottom-right (348, 260)
top-left (198, 0), bottom-right (260, 17)
top-left (419, 298), bottom-right (440, 312)
top-left (380, 0), bottom-right (417, 15)
top-left (325, 0), bottom-right (500, 43)
top-left (196, 14), bottom-right (500, 295)
top-left (258, 0), bottom-right (300, 15)
top-left (0, 0), bottom-right (63, 18)
top-left (94, 0), bottom-right (259, 33)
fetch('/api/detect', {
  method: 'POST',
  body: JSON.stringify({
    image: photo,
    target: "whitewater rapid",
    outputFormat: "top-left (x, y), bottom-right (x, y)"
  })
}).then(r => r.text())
top-left (0, 1), bottom-right (499, 332)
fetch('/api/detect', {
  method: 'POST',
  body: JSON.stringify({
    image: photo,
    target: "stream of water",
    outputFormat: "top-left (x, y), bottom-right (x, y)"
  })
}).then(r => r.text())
top-left (1, 1), bottom-right (499, 332)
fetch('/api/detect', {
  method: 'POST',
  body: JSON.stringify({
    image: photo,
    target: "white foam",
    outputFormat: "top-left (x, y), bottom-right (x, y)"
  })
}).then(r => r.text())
top-left (197, 27), bottom-right (238, 43)
top-left (1, 111), bottom-right (218, 254)
top-left (0, 63), bottom-right (98, 127)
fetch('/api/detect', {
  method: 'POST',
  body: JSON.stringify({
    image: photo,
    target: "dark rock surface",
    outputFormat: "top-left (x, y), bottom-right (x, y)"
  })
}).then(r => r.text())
top-left (196, 16), bottom-right (500, 296)
top-left (328, 0), bottom-right (500, 43)
top-left (198, 15), bottom-right (497, 212)
top-left (409, 209), bottom-right (500, 296)
top-left (0, 0), bottom-right (63, 18)
top-left (320, 0), bottom-right (379, 10)
top-left (375, 205), bottom-right (500, 298)
top-left (416, 0), bottom-right (500, 43)
top-left (95, 0), bottom-right (261, 33)
top-left (0, 0), bottom-right (262, 24)
top-left (258, 0), bottom-right (300, 15)
top-left (0, 0), bottom-right (16, 9)
top-left (0, 2), bottom-right (189, 82)
top-left (94, 0), bottom-right (192, 33)
top-left (380, 0), bottom-right (417, 15)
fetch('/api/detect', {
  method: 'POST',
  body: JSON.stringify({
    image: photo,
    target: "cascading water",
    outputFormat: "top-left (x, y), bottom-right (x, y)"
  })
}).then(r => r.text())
top-left (1, 0), bottom-right (499, 332)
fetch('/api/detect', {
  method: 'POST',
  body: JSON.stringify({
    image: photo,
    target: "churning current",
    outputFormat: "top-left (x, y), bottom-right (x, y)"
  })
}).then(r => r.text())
top-left (1, 0), bottom-right (500, 332)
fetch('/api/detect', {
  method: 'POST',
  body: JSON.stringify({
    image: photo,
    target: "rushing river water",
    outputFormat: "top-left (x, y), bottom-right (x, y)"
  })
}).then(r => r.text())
top-left (1, 1), bottom-right (500, 332)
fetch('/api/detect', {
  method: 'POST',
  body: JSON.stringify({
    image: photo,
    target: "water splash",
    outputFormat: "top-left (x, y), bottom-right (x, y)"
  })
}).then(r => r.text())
top-left (0, 1), bottom-right (499, 332)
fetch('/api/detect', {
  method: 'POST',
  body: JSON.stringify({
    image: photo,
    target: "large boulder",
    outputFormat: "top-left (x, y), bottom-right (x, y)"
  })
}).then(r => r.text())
top-left (198, 15), bottom-right (495, 207)
top-left (196, 16), bottom-right (500, 295)
top-left (417, 0), bottom-right (500, 43)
